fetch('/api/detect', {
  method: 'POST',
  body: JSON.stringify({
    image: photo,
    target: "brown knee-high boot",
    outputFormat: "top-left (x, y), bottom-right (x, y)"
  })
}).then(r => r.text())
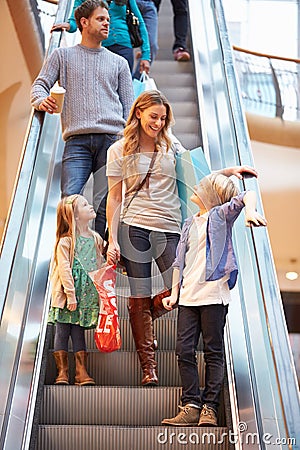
top-left (128, 297), bottom-right (158, 386)
top-left (74, 351), bottom-right (96, 386)
top-left (151, 289), bottom-right (172, 320)
top-left (53, 350), bottom-right (69, 385)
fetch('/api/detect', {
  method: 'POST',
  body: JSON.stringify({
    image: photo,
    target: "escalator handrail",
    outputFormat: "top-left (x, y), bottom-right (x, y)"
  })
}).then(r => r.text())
top-left (0, 111), bottom-right (44, 320)
top-left (188, 0), bottom-right (300, 445)
top-left (0, 0), bottom-right (71, 322)
top-left (214, 0), bottom-right (300, 439)
top-left (0, 1), bottom-right (74, 449)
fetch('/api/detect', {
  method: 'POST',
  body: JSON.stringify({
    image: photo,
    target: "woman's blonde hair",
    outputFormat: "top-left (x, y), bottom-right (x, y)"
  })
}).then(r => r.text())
top-left (53, 194), bottom-right (102, 268)
top-left (198, 173), bottom-right (239, 209)
top-left (123, 90), bottom-right (174, 158)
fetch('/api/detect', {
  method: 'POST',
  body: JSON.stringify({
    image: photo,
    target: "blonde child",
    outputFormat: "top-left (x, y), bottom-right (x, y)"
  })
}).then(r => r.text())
top-left (161, 173), bottom-right (267, 427)
top-left (49, 194), bottom-right (103, 386)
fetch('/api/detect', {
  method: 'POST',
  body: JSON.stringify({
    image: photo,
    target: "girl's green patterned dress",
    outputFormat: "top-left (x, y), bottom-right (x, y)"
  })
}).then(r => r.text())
top-left (49, 236), bottom-right (99, 328)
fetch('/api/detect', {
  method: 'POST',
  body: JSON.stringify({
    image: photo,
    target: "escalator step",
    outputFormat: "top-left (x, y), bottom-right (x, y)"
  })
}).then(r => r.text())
top-left (48, 317), bottom-right (180, 351)
top-left (44, 350), bottom-right (205, 387)
top-left (36, 425), bottom-right (230, 450)
top-left (40, 385), bottom-right (182, 425)
top-left (40, 385), bottom-right (226, 427)
top-left (48, 317), bottom-right (203, 352)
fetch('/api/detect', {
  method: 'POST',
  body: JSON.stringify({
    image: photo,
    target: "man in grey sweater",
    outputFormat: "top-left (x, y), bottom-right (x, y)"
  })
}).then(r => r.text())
top-left (31, 0), bottom-right (134, 238)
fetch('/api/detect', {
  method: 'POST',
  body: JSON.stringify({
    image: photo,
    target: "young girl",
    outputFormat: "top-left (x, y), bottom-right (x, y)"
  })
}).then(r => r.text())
top-left (49, 194), bottom-right (103, 386)
top-left (161, 173), bottom-right (267, 426)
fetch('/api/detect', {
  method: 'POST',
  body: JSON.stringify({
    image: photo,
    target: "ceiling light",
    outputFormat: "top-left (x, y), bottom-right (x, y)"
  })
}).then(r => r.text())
top-left (285, 271), bottom-right (299, 281)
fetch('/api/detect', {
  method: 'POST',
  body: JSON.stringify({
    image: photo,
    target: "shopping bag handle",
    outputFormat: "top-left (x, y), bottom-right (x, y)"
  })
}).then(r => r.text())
top-left (139, 71), bottom-right (149, 82)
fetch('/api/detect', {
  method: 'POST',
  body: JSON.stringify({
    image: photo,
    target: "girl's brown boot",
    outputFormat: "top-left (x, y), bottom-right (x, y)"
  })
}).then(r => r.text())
top-left (74, 351), bottom-right (96, 386)
top-left (53, 350), bottom-right (69, 385)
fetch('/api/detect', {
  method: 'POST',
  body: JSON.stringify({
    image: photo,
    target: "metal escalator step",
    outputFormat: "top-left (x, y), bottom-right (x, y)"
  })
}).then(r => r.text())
top-left (151, 59), bottom-right (194, 74)
top-left (85, 317), bottom-right (178, 351)
top-left (171, 101), bottom-right (199, 117)
top-left (36, 425), bottom-right (230, 450)
top-left (154, 72), bottom-right (195, 87)
top-left (85, 320), bottom-right (203, 352)
top-left (174, 133), bottom-right (202, 150)
top-left (40, 386), bottom-right (226, 427)
top-left (48, 319), bottom-right (203, 354)
top-left (172, 117), bottom-right (201, 134)
top-left (45, 350), bottom-right (205, 387)
top-left (158, 86), bottom-right (197, 102)
top-left (155, 48), bottom-right (175, 61)
top-left (48, 317), bottom-right (180, 351)
top-left (40, 385), bottom-right (182, 425)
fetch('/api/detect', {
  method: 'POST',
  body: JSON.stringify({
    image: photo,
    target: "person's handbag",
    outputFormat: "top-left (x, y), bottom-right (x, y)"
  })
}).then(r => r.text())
top-left (175, 147), bottom-right (211, 221)
top-left (92, 264), bottom-right (122, 353)
top-left (126, 0), bottom-right (143, 48)
top-left (132, 71), bottom-right (157, 98)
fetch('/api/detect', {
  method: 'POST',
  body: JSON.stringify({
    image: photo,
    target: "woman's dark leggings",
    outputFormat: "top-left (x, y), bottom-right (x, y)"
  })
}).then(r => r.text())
top-left (54, 322), bottom-right (86, 353)
top-left (119, 224), bottom-right (180, 297)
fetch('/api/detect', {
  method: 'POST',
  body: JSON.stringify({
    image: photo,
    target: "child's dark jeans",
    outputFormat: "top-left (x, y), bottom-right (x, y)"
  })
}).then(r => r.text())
top-left (176, 303), bottom-right (228, 412)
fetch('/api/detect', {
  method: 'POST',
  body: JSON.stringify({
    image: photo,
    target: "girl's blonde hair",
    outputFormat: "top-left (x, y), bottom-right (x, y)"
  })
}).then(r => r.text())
top-left (123, 90), bottom-right (174, 158)
top-left (53, 194), bottom-right (102, 268)
top-left (199, 173), bottom-right (239, 209)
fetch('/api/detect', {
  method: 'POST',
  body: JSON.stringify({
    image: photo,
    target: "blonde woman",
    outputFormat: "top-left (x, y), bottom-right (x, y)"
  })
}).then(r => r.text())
top-left (49, 195), bottom-right (103, 386)
top-left (106, 90), bottom-right (258, 386)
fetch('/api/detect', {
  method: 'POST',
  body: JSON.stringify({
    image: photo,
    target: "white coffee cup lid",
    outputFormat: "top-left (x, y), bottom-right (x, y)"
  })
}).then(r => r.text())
top-left (50, 83), bottom-right (66, 94)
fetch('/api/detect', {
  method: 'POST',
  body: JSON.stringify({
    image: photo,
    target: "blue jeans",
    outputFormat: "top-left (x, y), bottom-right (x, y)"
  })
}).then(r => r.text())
top-left (61, 133), bottom-right (118, 238)
top-left (106, 44), bottom-right (134, 72)
top-left (133, 0), bottom-right (158, 79)
top-left (155, 0), bottom-right (188, 51)
top-left (176, 304), bottom-right (228, 412)
top-left (119, 224), bottom-right (179, 297)
top-left (54, 323), bottom-right (86, 353)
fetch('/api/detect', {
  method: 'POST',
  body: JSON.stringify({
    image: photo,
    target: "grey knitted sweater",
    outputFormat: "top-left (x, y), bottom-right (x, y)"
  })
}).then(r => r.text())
top-left (31, 44), bottom-right (134, 141)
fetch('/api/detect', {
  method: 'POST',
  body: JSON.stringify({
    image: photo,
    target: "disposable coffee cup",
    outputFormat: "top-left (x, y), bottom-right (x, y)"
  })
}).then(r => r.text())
top-left (50, 83), bottom-right (66, 114)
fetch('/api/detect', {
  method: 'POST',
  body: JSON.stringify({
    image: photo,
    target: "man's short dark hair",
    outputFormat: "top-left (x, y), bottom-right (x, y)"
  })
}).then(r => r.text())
top-left (75, 0), bottom-right (109, 32)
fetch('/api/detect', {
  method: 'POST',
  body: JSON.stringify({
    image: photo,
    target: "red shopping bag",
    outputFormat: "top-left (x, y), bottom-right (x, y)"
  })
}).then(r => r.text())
top-left (92, 264), bottom-right (122, 353)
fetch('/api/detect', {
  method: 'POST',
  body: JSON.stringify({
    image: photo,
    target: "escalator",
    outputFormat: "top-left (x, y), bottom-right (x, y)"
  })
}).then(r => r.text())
top-left (0, 0), bottom-right (299, 449)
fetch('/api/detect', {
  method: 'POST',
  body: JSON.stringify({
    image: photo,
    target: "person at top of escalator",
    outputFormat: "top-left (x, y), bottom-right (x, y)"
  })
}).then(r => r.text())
top-left (51, 0), bottom-right (151, 75)
top-left (31, 0), bottom-right (134, 240)
top-left (161, 174), bottom-right (267, 427)
top-left (105, 88), bottom-right (261, 388)
top-left (154, 0), bottom-right (191, 62)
